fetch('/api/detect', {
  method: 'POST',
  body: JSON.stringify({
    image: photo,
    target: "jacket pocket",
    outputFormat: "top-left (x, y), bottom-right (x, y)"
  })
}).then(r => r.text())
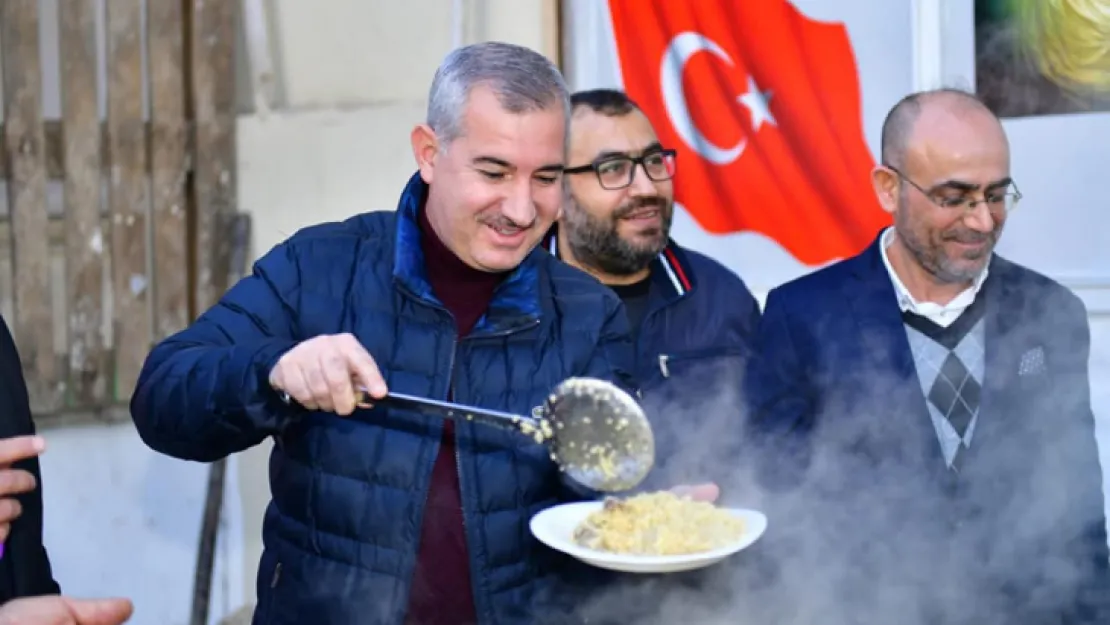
top-left (655, 347), bottom-right (747, 381)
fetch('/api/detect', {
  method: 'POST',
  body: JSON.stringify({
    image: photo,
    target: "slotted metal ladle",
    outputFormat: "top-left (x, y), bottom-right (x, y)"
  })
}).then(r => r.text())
top-left (359, 377), bottom-right (655, 493)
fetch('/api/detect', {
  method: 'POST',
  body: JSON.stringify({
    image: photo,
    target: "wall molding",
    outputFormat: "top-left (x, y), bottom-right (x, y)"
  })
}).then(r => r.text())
top-left (911, 0), bottom-right (945, 90)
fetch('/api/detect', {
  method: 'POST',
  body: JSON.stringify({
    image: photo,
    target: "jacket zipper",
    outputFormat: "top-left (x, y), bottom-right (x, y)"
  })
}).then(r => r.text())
top-left (447, 336), bottom-right (464, 595)
top-left (398, 280), bottom-right (541, 621)
top-left (404, 310), bottom-right (456, 623)
top-left (635, 264), bottom-right (691, 381)
top-left (640, 295), bottom-right (670, 378)
top-left (270, 562), bottom-right (282, 588)
top-left (658, 354), bottom-right (670, 378)
top-left (455, 318), bottom-right (540, 623)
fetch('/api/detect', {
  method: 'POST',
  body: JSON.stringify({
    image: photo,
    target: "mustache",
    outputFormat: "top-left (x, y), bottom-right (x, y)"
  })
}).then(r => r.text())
top-left (480, 214), bottom-right (535, 231)
top-left (613, 197), bottom-right (667, 220)
top-left (943, 228), bottom-right (996, 244)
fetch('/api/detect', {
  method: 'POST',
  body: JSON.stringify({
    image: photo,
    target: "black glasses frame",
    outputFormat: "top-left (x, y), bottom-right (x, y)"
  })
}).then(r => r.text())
top-left (564, 149), bottom-right (678, 190)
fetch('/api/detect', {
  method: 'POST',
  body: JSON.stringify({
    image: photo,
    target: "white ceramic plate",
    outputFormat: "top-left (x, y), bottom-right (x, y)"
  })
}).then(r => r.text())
top-left (529, 501), bottom-right (767, 574)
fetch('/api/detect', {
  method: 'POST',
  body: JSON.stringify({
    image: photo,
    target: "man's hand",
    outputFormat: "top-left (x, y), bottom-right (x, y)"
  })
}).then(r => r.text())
top-left (670, 483), bottom-right (720, 503)
top-left (0, 596), bottom-right (133, 625)
top-left (269, 333), bottom-right (388, 416)
top-left (0, 435), bottom-right (45, 543)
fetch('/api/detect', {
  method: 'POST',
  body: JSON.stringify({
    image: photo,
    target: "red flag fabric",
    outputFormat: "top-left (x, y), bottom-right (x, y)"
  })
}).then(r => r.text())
top-left (608, 0), bottom-right (891, 265)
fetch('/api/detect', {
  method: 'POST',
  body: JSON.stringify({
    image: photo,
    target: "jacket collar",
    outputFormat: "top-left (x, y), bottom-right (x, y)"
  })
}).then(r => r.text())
top-left (393, 172), bottom-right (543, 331)
top-left (541, 225), bottom-right (694, 303)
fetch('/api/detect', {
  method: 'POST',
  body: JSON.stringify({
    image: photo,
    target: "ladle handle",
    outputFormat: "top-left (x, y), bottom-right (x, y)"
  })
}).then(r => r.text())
top-left (275, 387), bottom-right (541, 435)
top-left (368, 391), bottom-right (539, 434)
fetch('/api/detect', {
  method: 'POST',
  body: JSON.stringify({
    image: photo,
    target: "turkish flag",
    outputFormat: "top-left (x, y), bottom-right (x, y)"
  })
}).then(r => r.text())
top-left (608, 0), bottom-right (891, 265)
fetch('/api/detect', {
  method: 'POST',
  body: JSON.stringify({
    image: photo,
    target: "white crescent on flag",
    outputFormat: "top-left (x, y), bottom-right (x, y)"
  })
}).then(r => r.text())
top-left (659, 32), bottom-right (746, 165)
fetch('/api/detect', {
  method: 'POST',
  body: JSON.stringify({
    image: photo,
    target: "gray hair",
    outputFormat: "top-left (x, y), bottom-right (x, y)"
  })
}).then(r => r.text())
top-left (427, 41), bottom-right (571, 152)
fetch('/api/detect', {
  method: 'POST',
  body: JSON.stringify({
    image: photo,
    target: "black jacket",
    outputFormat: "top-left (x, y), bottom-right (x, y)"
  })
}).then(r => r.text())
top-left (0, 314), bottom-right (60, 600)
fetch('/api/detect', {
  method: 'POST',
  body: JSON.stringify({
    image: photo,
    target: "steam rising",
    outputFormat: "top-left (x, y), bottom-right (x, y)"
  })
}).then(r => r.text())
top-left (556, 328), bottom-right (1108, 624)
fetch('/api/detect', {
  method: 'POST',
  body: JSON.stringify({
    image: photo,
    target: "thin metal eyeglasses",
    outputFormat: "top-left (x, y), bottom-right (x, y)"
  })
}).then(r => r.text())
top-left (564, 149), bottom-right (678, 190)
top-left (884, 164), bottom-right (1022, 214)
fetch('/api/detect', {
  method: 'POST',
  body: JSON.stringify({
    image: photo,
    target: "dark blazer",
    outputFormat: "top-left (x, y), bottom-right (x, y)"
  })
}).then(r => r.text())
top-left (742, 234), bottom-right (1109, 625)
top-left (0, 314), bottom-right (60, 601)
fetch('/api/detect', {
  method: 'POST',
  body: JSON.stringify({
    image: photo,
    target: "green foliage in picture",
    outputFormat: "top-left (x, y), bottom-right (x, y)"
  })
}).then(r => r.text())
top-left (975, 0), bottom-right (1110, 117)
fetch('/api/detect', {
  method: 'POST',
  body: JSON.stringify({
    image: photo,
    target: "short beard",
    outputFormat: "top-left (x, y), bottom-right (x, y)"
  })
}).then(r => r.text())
top-left (896, 194), bottom-right (997, 284)
top-left (564, 198), bottom-right (671, 276)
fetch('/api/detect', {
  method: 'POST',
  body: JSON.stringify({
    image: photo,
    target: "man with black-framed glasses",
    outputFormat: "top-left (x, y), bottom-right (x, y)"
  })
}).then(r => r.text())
top-left (543, 88), bottom-right (761, 505)
top-left (538, 88), bottom-right (762, 624)
top-left (742, 88), bottom-right (1109, 624)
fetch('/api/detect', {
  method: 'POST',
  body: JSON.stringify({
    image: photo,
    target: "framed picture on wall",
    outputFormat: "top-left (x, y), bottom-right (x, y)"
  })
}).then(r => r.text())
top-left (975, 0), bottom-right (1110, 118)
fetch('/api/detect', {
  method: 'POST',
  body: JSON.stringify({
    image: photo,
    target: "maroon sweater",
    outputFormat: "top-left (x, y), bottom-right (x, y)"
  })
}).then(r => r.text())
top-left (405, 209), bottom-right (506, 625)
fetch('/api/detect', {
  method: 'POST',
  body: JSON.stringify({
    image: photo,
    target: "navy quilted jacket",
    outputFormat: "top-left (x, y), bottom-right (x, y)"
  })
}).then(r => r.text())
top-left (541, 230), bottom-right (761, 489)
top-left (130, 173), bottom-right (636, 625)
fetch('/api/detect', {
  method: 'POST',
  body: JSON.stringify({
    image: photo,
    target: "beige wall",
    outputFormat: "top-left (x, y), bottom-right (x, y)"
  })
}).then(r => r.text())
top-left (234, 0), bottom-right (560, 604)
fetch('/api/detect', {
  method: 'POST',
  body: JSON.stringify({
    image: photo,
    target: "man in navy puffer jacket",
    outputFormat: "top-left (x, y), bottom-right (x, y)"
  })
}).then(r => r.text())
top-left (129, 42), bottom-right (634, 625)
top-left (550, 89), bottom-right (761, 494)
top-left (543, 88), bottom-right (761, 624)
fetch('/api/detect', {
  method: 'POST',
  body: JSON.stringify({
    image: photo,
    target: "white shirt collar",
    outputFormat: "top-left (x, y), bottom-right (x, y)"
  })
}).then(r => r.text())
top-left (879, 227), bottom-right (989, 325)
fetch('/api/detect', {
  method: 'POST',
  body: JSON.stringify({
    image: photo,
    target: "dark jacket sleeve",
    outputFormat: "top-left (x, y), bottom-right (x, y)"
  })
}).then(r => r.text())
top-left (742, 287), bottom-right (815, 492)
top-left (1052, 295), bottom-right (1110, 623)
top-left (129, 242), bottom-right (305, 462)
top-left (0, 315), bottom-right (60, 599)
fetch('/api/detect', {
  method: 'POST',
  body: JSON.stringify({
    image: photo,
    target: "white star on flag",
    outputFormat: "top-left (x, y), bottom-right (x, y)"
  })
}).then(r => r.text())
top-left (738, 76), bottom-right (776, 131)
